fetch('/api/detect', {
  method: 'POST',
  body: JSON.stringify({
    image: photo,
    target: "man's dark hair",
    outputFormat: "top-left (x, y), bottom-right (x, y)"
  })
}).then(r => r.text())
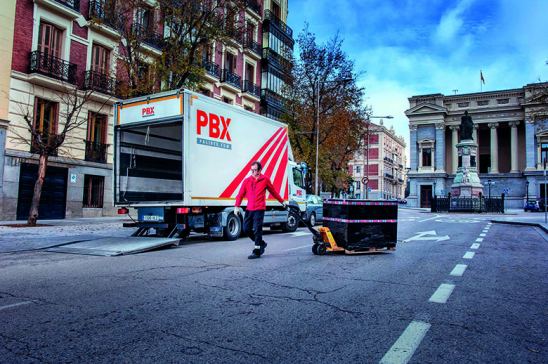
top-left (251, 161), bottom-right (262, 171)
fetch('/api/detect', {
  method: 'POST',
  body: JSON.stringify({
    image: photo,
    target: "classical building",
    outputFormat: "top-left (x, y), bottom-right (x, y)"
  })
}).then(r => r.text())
top-left (348, 122), bottom-right (407, 200)
top-left (2, 0), bottom-right (293, 220)
top-left (405, 82), bottom-right (548, 209)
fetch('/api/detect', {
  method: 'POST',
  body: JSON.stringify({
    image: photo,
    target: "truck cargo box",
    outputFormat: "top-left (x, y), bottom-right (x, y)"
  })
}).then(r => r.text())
top-left (323, 199), bottom-right (398, 251)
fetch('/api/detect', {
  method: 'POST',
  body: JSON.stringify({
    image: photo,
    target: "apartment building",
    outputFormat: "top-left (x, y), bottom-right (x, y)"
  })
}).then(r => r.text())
top-left (2, 0), bottom-right (294, 220)
top-left (348, 122), bottom-right (407, 200)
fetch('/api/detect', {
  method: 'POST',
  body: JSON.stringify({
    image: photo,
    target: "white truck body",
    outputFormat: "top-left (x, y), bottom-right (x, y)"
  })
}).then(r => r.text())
top-left (113, 90), bottom-right (306, 239)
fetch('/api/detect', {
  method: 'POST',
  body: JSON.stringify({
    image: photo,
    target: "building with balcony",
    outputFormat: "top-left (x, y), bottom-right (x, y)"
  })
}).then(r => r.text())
top-left (405, 83), bottom-right (548, 209)
top-left (2, 0), bottom-right (294, 220)
top-left (348, 122), bottom-right (407, 200)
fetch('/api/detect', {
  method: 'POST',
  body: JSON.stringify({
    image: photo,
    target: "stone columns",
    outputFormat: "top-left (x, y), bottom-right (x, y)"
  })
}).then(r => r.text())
top-left (509, 121), bottom-right (520, 172)
top-left (450, 126), bottom-right (459, 174)
top-left (410, 125), bottom-right (418, 171)
top-left (488, 123), bottom-right (499, 173)
top-left (472, 124), bottom-right (478, 143)
top-left (435, 123), bottom-right (445, 172)
top-left (525, 118), bottom-right (536, 170)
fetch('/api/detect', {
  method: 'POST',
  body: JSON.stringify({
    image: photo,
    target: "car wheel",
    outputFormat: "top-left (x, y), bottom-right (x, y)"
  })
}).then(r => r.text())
top-left (282, 210), bottom-right (299, 232)
top-left (223, 213), bottom-right (242, 241)
top-left (309, 212), bottom-right (316, 226)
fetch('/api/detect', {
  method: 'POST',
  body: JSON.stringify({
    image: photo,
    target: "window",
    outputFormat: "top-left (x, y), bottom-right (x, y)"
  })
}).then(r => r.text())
top-left (225, 52), bottom-right (236, 72)
top-left (91, 44), bottom-right (110, 74)
top-left (245, 63), bottom-right (255, 84)
top-left (292, 167), bottom-right (304, 189)
top-left (244, 105), bottom-right (254, 111)
top-left (246, 21), bottom-right (256, 42)
top-left (422, 148), bottom-right (432, 167)
top-left (83, 175), bottom-right (105, 208)
top-left (223, 97), bottom-right (233, 104)
top-left (541, 143), bottom-right (548, 166)
top-left (272, 1), bottom-right (281, 18)
top-left (86, 113), bottom-right (108, 163)
top-left (135, 7), bottom-right (152, 32)
top-left (38, 22), bottom-right (62, 58)
top-left (355, 165), bottom-right (361, 174)
top-left (32, 98), bottom-right (58, 153)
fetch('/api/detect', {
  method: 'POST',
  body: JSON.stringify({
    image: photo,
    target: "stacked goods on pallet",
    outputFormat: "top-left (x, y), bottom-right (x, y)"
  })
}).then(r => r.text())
top-left (323, 199), bottom-right (398, 251)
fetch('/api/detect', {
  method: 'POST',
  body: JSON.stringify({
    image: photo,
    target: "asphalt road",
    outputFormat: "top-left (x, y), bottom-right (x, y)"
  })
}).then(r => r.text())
top-left (0, 209), bottom-right (546, 363)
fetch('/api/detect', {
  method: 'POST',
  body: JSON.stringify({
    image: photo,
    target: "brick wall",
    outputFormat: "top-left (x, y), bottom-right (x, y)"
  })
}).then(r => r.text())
top-left (70, 40), bottom-right (87, 86)
top-left (12, 0), bottom-right (34, 73)
top-left (368, 147), bottom-right (379, 159)
top-left (72, 20), bottom-right (88, 39)
top-left (368, 178), bottom-right (379, 189)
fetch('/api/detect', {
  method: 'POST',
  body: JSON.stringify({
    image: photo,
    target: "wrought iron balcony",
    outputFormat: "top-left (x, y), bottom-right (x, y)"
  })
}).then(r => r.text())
top-left (84, 70), bottom-right (118, 96)
top-left (244, 37), bottom-right (261, 56)
top-left (54, 0), bottom-right (80, 12)
top-left (243, 80), bottom-right (260, 98)
top-left (85, 140), bottom-right (109, 163)
top-left (221, 69), bottom-right (242, 89)
top-left (29, 50), bottom-right (77, 84)
top-left (262, 48), bottom-right (292, 72)
top-left (264, 9), bottom-right (293, 38)
top-left (88, 0), bottom-right (120, 30)
top-left (384, 156), bottom-right (394, 164)
top-left (261, 89), bottom-right (285, 110)
top-left (245, 0), bottom-right (261, 15)
top-left (132, 23), bottom-right (164, 50)
top-left (384, 172), bottom-right (394, 179)
top-left (202, 59), bottom-right (220, 78)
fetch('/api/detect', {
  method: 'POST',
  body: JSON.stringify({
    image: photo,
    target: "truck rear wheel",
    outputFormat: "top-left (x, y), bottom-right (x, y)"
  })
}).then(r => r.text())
top-left (223, 213), bottom-right (242, 241)
top-left (282, 211), bottom-right (299, 232)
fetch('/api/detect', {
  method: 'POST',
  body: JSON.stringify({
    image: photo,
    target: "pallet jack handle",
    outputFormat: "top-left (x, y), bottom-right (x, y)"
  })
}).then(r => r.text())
top-left (286, 205), bottom-right (322, 239)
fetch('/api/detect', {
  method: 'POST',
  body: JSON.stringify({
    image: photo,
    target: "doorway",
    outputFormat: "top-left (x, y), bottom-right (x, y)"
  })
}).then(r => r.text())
top-left (420, 185), bottom-right (432, 208)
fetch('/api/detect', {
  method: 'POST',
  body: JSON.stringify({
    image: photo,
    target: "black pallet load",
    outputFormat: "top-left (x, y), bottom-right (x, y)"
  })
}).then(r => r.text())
top-left (323, 199), bottom-right (398, 251)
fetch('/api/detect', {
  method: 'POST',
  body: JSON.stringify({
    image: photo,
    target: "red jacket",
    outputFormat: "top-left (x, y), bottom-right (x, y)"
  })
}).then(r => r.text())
top-left (235, 174), bottom-right (284, 211)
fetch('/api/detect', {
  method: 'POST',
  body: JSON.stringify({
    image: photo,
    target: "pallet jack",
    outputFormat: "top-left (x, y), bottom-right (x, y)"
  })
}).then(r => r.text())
top-left (287, 206), bottom-right (396, 256)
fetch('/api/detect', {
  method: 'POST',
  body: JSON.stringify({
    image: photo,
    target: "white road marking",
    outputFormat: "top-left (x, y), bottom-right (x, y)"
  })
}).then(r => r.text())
top-left (470, 243), bottom-right (480, 249)
top-left (379, 320), bottom-right (431, 364)
top-left (429, 283), bottom-right (455, 304)
top-left (482, 230), bottom-right (488, 233)
top-left (450, 264), bottom-right (468, 277)
top-left (463, 251), bottom-right (475, 259)
top-left (476, 238), bottom-right (483, 242)
top-left (285, 245), bottom-right (311, 251)
top-left (289, 231), bottom-right (312, 237)
top-left (480, 233), bottom-right (486, 237)
top-left (418, 215), bottom-right (441, 222)
top-left (403, 231), bottom-right (449, 242)
top-left (0, 301), bottom-right (33, 311)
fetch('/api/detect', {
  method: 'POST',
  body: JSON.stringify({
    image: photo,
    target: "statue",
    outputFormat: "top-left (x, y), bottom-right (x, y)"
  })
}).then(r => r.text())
top-left (460, 111), bottom-right (474, 141)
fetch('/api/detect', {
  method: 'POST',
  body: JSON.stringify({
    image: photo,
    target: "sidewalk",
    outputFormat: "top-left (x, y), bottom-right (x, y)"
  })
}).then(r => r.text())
top-left (489, 210), bottom-right (548, 233)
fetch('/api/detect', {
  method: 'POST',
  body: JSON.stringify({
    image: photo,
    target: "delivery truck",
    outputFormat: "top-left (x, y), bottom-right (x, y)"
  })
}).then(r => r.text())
top-left (113, 89), bottom-right (307, 241)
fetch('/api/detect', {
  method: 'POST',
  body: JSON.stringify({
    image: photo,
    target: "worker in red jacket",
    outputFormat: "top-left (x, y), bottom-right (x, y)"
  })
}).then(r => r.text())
top-left (235, 161), bottom-right (286, 259)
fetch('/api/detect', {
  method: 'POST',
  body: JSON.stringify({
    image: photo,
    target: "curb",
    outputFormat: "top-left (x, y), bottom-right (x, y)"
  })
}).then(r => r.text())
top-left (490, 220), bottom-right (548, 233)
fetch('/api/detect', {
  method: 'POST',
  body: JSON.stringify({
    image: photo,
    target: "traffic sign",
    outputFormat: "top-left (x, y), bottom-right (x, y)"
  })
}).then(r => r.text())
top-left (362, 177), bottom-right (369, 185)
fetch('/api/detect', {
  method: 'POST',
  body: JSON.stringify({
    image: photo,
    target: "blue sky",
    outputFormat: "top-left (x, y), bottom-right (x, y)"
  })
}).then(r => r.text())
top-left (287, 0), bottom-right (548, 161)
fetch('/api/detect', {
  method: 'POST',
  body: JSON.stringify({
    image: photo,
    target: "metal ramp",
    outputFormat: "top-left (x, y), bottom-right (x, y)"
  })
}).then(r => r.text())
top-left (46, 237), bottom-right (180, 256)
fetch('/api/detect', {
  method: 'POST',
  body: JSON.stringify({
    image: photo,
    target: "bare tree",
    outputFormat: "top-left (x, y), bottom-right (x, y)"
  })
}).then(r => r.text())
top-left (12, 86), bottom-right (109, 225)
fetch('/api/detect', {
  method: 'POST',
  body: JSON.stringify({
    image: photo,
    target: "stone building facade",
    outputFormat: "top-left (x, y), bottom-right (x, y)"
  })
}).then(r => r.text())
top-left (348, 122), bottom-right (406, 200)
top-left (405, 82), bottom-right (548, 209)
top-left (2, 0), bottom-right (293, 220)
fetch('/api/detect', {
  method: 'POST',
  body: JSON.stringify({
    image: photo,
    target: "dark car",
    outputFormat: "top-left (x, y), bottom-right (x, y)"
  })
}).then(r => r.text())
top-left (524, 200), bottom-right (540, 212)
top-left (305, 194), bottom-right (323, 226)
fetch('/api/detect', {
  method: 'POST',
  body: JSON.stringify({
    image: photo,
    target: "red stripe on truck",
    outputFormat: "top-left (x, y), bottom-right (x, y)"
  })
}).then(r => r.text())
top-left (219, 127), bottom-right (285, 198)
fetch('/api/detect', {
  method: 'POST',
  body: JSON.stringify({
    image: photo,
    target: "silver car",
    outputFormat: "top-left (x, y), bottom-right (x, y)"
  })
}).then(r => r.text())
top-left (305, 194), bottom-right (323, 226)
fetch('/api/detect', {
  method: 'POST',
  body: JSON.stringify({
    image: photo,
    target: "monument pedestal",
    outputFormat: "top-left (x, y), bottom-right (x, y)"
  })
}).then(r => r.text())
top-left (451, 139), bottom-right (483, 197)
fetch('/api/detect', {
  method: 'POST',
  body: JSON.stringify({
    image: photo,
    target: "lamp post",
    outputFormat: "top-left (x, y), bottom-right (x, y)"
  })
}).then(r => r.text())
top-left (314, 78), bottom-right (353, 195)
top-left (525, 180), bottom-right (529, 203)
top-left (487, 179), bottom-right (492, 199)
top-left (364, 115), bottom-right (393, 199)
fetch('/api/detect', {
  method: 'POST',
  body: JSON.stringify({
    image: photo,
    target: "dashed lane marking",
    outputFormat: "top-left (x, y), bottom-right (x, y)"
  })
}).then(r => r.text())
top-left (470, 243), bottom-right (480, 249)
top-left (379, 320), bottom-right (431, 364)
top-left (288, 231), bottom-right (312, 237)
top-left (450, 264), bottom-right (468, 277)
top-left (418, 215), bottom-right (441, 222)
top-left (463, 251), bottom-right (475, 259)
top-left (0, 301), bottom-right (33, 311)
top-left (480, 233), bottom-right (486, 237)
top-left (429, 283), bottom-right (455, 304)
top-left (476, 238), bottom-right (483, 242)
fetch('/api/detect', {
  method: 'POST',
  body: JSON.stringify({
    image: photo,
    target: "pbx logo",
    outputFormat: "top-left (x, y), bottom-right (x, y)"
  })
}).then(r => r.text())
top-left (197, 110), bottom-right (232, 141)
top-left (142, 106), bottom-right (155, 117)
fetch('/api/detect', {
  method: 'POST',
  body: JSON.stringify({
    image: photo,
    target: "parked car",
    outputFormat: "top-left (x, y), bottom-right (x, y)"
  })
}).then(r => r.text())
top-left (305, 194), bottom-right (323, 226)
top-left (524, 200), bottom-right (540, 212)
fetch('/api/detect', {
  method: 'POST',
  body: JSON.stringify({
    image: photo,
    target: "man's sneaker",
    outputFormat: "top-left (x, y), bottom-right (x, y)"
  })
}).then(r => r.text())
top-left (259, 241), bottom-right (268, 255)
top-left (248, 251), bottom-right (261, 259)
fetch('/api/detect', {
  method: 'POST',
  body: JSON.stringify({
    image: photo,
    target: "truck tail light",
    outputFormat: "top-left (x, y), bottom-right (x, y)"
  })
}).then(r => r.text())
top-left (191, 207), bottom-right (202, 214)
top-left (117, 207), bottom-right (129, 215)
top-left (176, 207), bottom-right (190, 214)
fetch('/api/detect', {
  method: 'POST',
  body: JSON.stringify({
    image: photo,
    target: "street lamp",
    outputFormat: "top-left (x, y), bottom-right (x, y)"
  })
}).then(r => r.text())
top-left (525, 180), bottom-right (529, 202)
top-left (487, 179), bottom-right (492, 199)
top-left (314, 78), bottom-right (353, 195)
top-left (364, 115), bottom-right (394, 199)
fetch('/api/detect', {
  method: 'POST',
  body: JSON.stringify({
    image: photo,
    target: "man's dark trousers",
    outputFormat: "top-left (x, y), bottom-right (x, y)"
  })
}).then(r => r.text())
top-left (243, 210), bottom-right (265, 249)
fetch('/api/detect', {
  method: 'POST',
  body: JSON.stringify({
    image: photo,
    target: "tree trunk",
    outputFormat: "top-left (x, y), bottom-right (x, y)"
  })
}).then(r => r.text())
top-left (27, 153), bottom-right (48, 226)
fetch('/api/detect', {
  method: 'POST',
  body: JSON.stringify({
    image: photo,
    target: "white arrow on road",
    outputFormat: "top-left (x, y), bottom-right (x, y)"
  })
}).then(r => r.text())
top-left (404, 230), bottom-right (450, 243)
